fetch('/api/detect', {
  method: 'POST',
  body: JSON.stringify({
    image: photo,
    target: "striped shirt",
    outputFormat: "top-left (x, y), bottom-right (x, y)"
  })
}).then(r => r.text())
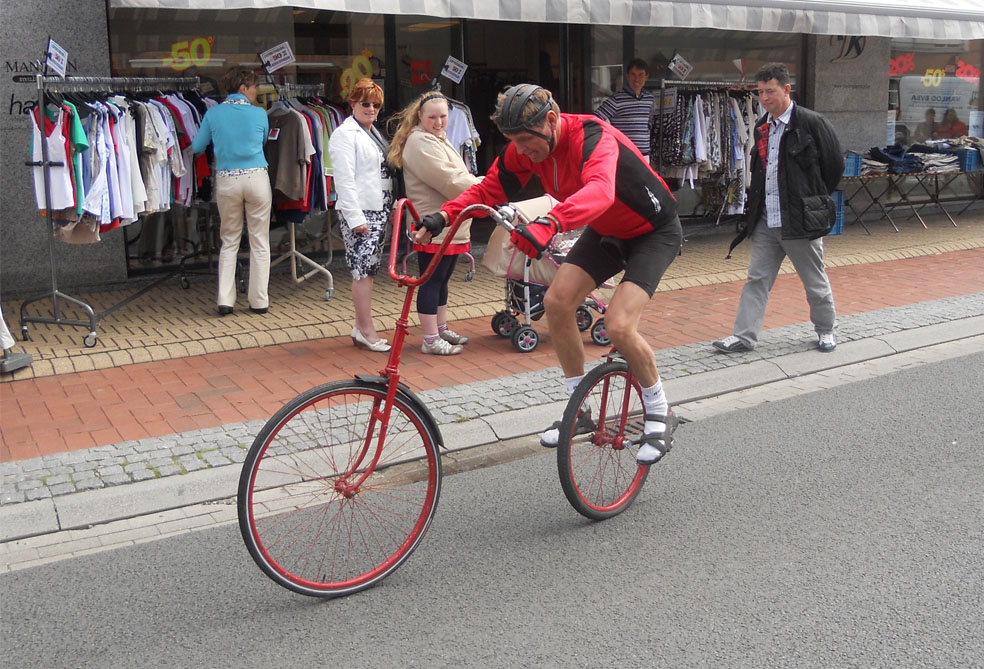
top-left (594, 86), bottom-right (655, 156)
top-left (765, 102), bottom-right (793, 228)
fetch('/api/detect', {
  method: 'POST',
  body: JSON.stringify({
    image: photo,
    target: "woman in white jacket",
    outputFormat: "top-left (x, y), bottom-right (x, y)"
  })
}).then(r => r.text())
top-left (327, 78), bottom-right (393, 352)
top-left (388, 92), bottom-right (481, 355)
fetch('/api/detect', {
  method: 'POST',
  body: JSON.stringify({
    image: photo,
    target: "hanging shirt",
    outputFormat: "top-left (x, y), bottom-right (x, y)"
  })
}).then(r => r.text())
top-left (765, 102), bottom-right (793, 228)
top-left (31, 105), bottom-right (76, 211)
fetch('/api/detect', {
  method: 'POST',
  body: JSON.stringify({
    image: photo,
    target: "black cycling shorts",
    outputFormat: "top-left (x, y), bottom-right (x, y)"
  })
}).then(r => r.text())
top-left (562, 216), bottom-right (682, 297)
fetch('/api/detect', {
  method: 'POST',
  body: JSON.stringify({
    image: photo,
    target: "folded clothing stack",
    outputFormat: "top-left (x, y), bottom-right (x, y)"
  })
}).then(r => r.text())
top-left (868, 144), bottom-right (924, 174)
top-left (861, 157), bottom-right (889, 175)
top-left (906, 145), bottom-right (960, 173)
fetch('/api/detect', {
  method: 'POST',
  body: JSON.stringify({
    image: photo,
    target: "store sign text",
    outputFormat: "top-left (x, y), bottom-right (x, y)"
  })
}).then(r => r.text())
top-left (164, 37), bottom-right (214, 71)
top-left (340, 50), bottom-right (374, 99)
top-left (889, 53), bottom-right (915, 77)
top-left (955, 58), bottom-right (981, 83)
top-left (6, 58), bottom-right (78, 117)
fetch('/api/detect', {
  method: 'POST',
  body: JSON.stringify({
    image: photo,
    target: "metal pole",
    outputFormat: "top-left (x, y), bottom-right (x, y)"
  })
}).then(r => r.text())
top-left (36, 72), bottom-right (61, 316)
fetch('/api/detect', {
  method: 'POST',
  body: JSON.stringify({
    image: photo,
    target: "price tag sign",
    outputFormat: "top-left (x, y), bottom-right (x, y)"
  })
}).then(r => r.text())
top-left (668, 54), bottom-right (693, 81)
top-left (659, 87), bottom-right (677, 114)
top-left (440, 55), bottom-right (468, 85)
top-left (46, 37), bottom-right (69, 78)
top-left (259, 42), bottom-right (296, 73)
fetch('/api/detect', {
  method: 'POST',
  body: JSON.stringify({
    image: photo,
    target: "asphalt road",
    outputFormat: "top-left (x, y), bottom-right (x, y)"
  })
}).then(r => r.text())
top-left (2, 353), bottom-right (982, 668)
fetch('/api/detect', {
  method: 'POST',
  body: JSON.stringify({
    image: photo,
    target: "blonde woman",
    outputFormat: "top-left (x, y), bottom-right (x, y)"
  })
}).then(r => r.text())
top-left (328, 78), bottom-right (392, 352)
top-left (388, 92), bottom-right (480, 355)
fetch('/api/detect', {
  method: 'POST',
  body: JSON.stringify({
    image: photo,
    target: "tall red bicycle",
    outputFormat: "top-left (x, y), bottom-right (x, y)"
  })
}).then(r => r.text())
top-left (237, 200), bottom-right (653, 597)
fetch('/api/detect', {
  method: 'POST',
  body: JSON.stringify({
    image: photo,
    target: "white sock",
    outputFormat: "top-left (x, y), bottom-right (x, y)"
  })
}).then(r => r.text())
top-left (641, 379), bottom-right (668, 435)
top-left (541, 376), bottom-right (585, 446)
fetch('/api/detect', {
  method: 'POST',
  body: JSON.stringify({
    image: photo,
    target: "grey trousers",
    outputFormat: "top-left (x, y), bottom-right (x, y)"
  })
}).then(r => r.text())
top-left (733, 221), bottom-right (836, 347)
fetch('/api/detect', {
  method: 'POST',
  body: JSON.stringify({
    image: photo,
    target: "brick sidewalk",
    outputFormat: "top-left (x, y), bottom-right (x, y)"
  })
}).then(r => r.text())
top-left (3, 244), bottom-right (984, 463)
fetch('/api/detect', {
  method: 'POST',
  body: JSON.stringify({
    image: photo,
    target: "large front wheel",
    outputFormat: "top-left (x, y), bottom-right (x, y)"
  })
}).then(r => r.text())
top-left (238, 380), bottom-right (442, 598)
top-left (557, 360), bottom-right (649, 520)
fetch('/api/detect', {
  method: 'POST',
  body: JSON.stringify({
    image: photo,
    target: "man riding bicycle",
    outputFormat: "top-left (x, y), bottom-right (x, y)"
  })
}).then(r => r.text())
top-left (414, 84), bottom-right (682, 465)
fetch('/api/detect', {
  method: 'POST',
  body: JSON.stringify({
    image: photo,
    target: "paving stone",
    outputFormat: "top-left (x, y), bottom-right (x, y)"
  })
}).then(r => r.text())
top-left (48, 483), bottom-right (77, 497)
top-left (74, 477), bottom-right (104, 492)
top-left (24, 488), bottom-right (52, 501)
top-left (155, 465), bottom-right (182, 477)
top-left (130, 469), bottom-right (157, 482)
top-left (178, 456), bottom-right (206, 473)
top-left (202, 452), bottom-right (231, 467)
top-left (100, 474), bottom-right (130, 486)
top-left (1, 490), bottom-right (26, 504)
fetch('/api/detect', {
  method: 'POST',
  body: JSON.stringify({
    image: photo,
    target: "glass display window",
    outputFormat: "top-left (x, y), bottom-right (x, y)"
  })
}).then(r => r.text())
top-left (890, 38), bottom-right (983, 144)
top-left (634, 27), bottom-right (801, 87)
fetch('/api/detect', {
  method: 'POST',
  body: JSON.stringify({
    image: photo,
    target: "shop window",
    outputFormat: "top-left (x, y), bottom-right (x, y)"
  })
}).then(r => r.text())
top-left (109, 7), bottom-right (385, 105)
top-left (393, 16), bottom-right (458, 107)
top-left (889, 38), bottom-right (982, 144)
top-left (590, 26), bottom-right (624, 110)
top-left (633, 27), bottom-right (800, 89)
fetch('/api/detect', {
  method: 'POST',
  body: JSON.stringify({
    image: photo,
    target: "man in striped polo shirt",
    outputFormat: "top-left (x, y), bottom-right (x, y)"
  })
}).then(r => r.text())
top-left (594, 58), bottom-right (655, 161)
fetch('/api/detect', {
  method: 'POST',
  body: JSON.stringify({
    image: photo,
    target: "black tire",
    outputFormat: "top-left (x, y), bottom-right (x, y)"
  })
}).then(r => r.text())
top-left (238, 380), bottom-right (442, 598)
top-left (491, 310), bottom-right (508, 334)
top-left (557, 359), bottom-right (650, 520)
top-left (511, 326), bottom-right (539, 353)
top-left (591, 318), bottom-right (610, 346)
top-left (496, 314), bottom-right (519, 338)
top-left (575, 306), bottom-right (593, 332)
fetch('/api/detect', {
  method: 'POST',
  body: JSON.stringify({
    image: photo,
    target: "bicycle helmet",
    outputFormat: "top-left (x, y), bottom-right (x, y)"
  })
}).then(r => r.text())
top-left (494, 83), bottom-right (556, 148)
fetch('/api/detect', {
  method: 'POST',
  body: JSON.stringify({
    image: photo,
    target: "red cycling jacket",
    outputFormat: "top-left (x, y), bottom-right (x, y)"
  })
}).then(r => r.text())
top-left (441, 113), bottom-right (677, 239)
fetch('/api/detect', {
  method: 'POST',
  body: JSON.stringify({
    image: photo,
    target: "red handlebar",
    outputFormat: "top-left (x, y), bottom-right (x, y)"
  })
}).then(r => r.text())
top-left (388, 199), bottom-right (512, 287)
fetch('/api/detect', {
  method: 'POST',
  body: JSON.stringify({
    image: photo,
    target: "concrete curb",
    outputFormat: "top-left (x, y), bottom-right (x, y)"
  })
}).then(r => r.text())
top-left (3, 316), bottom-right (983, 544)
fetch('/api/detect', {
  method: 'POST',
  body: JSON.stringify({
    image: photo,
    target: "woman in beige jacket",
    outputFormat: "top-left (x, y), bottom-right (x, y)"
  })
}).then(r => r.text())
top-left (388, 93), bottom-right (481, 355)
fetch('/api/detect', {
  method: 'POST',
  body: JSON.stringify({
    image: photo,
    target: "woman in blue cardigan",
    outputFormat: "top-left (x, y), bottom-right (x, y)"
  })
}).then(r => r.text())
top-left (191, 67), bottom-right (272, 316)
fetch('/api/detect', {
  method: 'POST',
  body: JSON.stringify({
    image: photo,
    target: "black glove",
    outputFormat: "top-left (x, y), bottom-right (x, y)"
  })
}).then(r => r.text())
top-left (510, 216), bottom-right (558, 260)
top-left (419, 212), bottom-right (447, 236)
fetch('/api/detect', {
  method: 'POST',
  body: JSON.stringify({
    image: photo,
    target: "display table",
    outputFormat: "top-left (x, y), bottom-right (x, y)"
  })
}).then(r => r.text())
top-left (840, 170), bottom-right (981, 233)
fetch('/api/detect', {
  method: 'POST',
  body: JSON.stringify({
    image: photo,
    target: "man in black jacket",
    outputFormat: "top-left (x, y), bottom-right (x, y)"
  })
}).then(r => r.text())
top-left (713, 62), bottom-right (844, 354)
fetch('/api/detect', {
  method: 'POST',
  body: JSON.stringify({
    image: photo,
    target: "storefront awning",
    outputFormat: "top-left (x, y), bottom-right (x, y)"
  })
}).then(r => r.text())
top-left (108, 0), bottom-right (984, 40)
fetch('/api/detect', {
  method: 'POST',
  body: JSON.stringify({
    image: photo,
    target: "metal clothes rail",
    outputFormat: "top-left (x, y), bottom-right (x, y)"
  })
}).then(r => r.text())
top-left (21, 73), bottom-right (200, 348)
top-left (269, 82), bottom-right (335, 300)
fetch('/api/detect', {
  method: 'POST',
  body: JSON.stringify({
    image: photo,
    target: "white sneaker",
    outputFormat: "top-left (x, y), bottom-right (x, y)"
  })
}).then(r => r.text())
top-left (440, 329), bottom-right (469, 345)
top-left (421, 338), bottom-right (463, 355)
top-left (818, 332), bottom-right (837, 352)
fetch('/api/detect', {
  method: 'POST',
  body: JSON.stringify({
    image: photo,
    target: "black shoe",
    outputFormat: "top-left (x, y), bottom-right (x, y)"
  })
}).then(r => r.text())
top-left (218, 305), bottom-right (234, 316)
top-left (249, 307), bottom-right (269, 315)
top-left (711, 335), bottom-right (751, 353)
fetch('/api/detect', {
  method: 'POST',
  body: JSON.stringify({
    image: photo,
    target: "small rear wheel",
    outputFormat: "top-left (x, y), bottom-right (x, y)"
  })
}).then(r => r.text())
top-left (575, 306), bottom-right (593, 332)
top-left (238, 380), bottom-right (442, 598)
top-left (496, 314), bottom-right (519, 338)
top-left (557, 359), bottom-right (649, 520)
top-left (591, 318), bottom-right (610, 346)
top-left (491, 310), bottom-right (508, 334)
top-left (511, 326), bottom-right (539, 353)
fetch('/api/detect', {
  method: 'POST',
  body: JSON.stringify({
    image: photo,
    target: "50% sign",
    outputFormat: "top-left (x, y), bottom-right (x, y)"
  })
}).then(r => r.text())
top-left (164, 37), bottom-right (215, 71)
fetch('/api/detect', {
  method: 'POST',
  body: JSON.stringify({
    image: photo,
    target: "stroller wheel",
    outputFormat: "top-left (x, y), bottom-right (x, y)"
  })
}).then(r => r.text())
top-left (591, 318), bottom-right (610, 346)
top-left (491, 311), bottom-right (507, 334)
top-left (575, 306), bottom-right (593, 332)
top-left (465, 270), bottom-right (475, 282)
top-left (496, 314), bottom-right (519, 338)
top-left (512, 326), bottom-right (539, 353)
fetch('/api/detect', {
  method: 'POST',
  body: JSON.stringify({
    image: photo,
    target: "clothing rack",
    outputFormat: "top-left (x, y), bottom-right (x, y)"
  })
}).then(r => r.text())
top-left (654, 79), bottom-right (758, 175)
top-left (269, 82), bottom-right (335, 299)
top-left (278, 82), bottom-right (325, 99)
top-left (22, 73), bottom-right (199, 347)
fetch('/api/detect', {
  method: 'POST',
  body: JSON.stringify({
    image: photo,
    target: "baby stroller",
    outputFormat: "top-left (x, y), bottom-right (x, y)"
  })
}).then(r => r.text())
top-left (481, 198), bottom-right (613, 353)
